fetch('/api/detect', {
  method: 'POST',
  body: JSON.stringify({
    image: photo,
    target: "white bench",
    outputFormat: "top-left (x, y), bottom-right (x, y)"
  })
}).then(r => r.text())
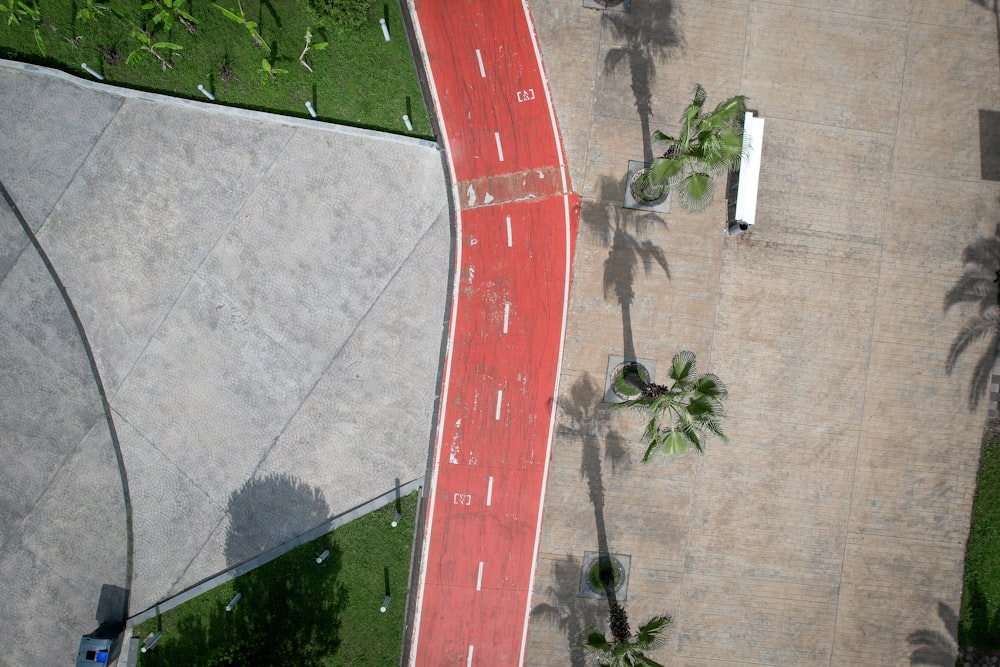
top-left (728, 111), bottom-right (765, 235)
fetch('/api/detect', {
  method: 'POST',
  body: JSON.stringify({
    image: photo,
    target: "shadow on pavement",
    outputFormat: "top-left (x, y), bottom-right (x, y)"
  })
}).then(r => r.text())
top-left (980, 110), bottom-right (1000, 182)
top-left (584, 176), bottom-right (670, 361)
top-left (908, 600), bottom-right (958, 665)
top-left (93, 584), bottom-right (128, 637)
top-left (602, 0), bottom-right (681, 163)
top-left (532, 374), bottom-right (630, 663)
top-left (224, 473), bottom-right (331, 567)
top-left (944, 222), bottom-right (1000, 409)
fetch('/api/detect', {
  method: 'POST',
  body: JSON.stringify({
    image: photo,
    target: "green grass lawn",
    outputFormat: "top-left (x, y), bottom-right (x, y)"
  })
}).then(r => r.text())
top-left (134, 491), bottom-right (419, 666)
top-left (960, 436), bottom-right (1000, 650)
top-left (0, 0), bottom-right (431, 137)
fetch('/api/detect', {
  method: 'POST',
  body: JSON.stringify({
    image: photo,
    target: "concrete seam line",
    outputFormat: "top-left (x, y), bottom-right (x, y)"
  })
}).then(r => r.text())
top-left (0, 178), bottom-right (135, 620)
top-left (126, 477), bottom-right (423, 626)
top-left (0, 58), bottom-right (437, 149)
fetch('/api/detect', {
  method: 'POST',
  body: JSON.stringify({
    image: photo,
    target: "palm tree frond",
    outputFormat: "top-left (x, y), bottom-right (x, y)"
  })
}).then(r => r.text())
top-left (581, 628), bottom-right (614, 653)
top-left (634, 615), bottom-right (672, 647)
top-left (694, 373), bottom-right (728, 399)
top-left (651, 129), bottom-right (676, 143)
top-left (669, 350), bottom-right (697, 385)
top-left (679, 173), bottom-right (714, 212)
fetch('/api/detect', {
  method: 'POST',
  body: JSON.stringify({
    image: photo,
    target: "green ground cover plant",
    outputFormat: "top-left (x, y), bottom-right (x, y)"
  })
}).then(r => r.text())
top-left (0, 0), bottom-right (431, 136)
top-left (960, 435), bottom-right (1000, 650)
top-left (134, 491), bottom-right (419, 666)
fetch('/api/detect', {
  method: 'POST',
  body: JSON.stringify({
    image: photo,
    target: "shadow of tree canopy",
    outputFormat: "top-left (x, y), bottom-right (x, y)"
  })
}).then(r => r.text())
top-left (224, 473), bottom-right (331, 567)
top-left (944, 223), bottom-right (1000, 409)
top-left (139, 533), bottom-right (346, 667)
top-left (602, 0), bottom-right (681, 162)
top-left (908, 601), bottom-right (958, 665)
top-left (584, 176), bottom-right (670, 360)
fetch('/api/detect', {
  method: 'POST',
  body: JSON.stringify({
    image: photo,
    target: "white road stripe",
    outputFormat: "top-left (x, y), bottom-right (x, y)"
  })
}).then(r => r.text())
top-left (477, 562), bottom-right (484, 590)
top-left (506, 215), bottom-right (512, 247)
top-left (475, 49), bottom-right (486, 78)
top-left (494, 132), bottom-right (504, 162)
top-left (467, 645), bottom-right (474, 666)
top-left (487, 476), bottom-right (494, 506)
top-left (503, 302), bottom-right (510, 333)
top-left (495, 390), bottom-right (503, 420)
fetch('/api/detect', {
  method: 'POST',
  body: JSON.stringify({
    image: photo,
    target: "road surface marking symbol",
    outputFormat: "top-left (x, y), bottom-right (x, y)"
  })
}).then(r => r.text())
top-left (476, 562), bottom-right (484, 590)
top-left (454, 493), bottom-right (472, 505)
top-left (495, 389), bottom-right (503, 420)
top-left (467, 645), bottom-right (474, 666)
top-left (506, 215), bottom-right (512, 247)
top-left (503, 302), bottom-right (510, 333)
top-left (475, 49), bottom-right (486, 78)
top-left (487, 476), bottom-right (494, 506)
top-left (494, 132), bottom-right (504, 162)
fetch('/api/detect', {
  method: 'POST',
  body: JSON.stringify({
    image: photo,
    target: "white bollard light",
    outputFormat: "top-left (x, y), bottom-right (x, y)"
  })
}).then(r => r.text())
top-left (316, 549), bottom-right (330, 564)
top-left (402, 115), bottom-right (413, 132)
top-left (380, 18), bottom-right (390, 42)
top-left (226, 592), bottom-right (242, 612)
top-left (305, 101), bottom-right (317, 118)
top-left (197, 84), bottom-right (215, 101)
top-left (140, 631), bottom-right (162, 653)
top-left (391, 511), bottom-right (402, 527)
top-left (81, 63), bottom-right (104, 81)
top-left (380, 595), bottom-right (392, 613)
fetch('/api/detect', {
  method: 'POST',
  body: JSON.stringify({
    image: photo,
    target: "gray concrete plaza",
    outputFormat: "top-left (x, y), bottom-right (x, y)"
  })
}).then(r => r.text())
top-left (0, 62), bottom-right (449, 666)
top-left (527, 0), bottom-right (1000, 665)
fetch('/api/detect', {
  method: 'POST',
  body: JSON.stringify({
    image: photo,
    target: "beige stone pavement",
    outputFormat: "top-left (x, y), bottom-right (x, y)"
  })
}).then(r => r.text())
top-left (525, 0), bottom-right (1000, 665)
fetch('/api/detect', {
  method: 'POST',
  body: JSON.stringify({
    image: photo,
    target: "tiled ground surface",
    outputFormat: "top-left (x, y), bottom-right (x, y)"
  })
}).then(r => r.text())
top-left (525, 0), bottom-right (1000, 664)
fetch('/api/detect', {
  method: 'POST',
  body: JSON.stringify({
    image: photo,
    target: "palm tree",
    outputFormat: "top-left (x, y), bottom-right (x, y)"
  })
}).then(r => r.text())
top-left (581, 612), bottom-right (672, 667)
top-left (612, 350), bottom-right (727, 461)
top-left (944, 226), bottom-right (1000, 408)
top-left (637, 84), bottom-right (747, 212)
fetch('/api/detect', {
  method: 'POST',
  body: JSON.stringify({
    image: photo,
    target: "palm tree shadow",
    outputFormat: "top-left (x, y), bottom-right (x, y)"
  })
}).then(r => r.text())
top-left (584, 176), bottom-right (670, 360)
top-left (531, 555), bottom-right (605, 667)
top-left (602, 0), bottom-right (681, 162)
top-left (908, 601), bottom-right (959, 665)
top-left (532, 374), bottom-right (631, 663)
top-left (944, 223), bottom-right (1000, 409)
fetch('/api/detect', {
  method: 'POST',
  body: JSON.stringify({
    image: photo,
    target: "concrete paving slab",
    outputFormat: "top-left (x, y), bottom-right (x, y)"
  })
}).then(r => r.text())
top-left (0, 56), bottom-right (450, 662)
top-left (0, 66), bottom-right (122, 231)
top-left (36, 99), bottom-right (295, 394)
top-left (0, 221), bottom-right (126, 665)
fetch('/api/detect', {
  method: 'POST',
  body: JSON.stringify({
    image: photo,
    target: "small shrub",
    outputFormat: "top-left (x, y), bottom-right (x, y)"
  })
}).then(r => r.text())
top-left (308, 0), bottom-right (373, 30)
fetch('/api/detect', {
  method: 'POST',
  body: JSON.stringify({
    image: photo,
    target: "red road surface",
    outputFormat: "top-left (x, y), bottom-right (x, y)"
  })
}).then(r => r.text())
top-left (408, 0), bottom-right (579, 664)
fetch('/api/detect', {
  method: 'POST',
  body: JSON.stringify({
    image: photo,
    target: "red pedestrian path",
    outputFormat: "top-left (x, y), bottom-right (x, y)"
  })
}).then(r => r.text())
top-left (407, 0), bottom-right (579, 664)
